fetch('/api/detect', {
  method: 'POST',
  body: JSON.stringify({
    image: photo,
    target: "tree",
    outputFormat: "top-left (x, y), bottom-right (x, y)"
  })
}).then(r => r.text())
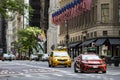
top-left (0, 0), bottom-right (33, 17)
top-left (17, 26), bottom-right (42, 57)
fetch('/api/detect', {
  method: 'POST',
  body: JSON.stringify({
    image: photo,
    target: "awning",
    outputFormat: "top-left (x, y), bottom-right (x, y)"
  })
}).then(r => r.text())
top-left (69, 42), bottom-right (81, 48)
top-left (109, 39), bottom-right (120, 45)
top-left (95, 39), bottom-right (106, 46)
top-left (81, 39), bottom-right (96, 46)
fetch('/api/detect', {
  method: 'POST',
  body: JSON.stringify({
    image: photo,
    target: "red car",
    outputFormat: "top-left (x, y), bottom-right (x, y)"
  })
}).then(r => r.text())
top-left (74, 53), bottom-right (107, 73)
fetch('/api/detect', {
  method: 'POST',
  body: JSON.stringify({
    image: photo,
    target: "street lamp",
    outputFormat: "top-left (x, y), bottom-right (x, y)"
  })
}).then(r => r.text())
top-left (65, 20), bottom-right (69, 53)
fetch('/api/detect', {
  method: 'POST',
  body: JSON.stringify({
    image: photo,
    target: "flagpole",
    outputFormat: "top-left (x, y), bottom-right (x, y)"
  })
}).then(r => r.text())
top-left (65, 20), bottom-right (69, 55)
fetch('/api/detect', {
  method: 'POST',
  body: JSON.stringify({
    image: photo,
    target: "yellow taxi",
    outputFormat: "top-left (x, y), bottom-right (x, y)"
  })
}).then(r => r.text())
top-left (48, 50), bottom-right (72, 67)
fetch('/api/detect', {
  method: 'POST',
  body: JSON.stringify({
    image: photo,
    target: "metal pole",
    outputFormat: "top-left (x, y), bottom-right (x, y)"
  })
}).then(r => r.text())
top-left (65, 20), bottom-right (69, 54)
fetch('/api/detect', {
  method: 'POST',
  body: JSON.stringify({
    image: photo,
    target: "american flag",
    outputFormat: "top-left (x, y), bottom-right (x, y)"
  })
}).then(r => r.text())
top-left (83, 0), bottom-right (92, 11)
top-left (52, 0), bottom-right (92, 25)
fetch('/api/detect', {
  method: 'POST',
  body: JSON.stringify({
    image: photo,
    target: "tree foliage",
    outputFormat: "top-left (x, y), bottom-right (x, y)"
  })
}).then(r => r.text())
top-left (17, 27), bottom-right (42, 53)
top-left (0, 0), bottom-right (33, 17)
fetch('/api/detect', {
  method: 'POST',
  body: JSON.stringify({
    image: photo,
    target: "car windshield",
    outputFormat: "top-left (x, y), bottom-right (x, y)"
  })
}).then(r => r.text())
top-left (53, 52), bottom-right (68, 57)
top-left (82, 55), bottom-right (100, 60)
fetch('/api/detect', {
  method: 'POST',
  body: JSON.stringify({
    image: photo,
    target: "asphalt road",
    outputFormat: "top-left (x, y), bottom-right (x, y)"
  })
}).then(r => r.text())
top-left (0, 60), bottom-right (120, 80)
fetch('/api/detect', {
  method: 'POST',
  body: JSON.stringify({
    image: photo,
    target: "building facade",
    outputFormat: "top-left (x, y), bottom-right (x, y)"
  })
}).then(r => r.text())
top-left (6, 13), bottom-right (23, 54)
top-left (56, 0), bottom-right (120, 58)
top-left (47, 0), bottom-right (60, 53)
top-left (29, 0), bottom-right (49, 53)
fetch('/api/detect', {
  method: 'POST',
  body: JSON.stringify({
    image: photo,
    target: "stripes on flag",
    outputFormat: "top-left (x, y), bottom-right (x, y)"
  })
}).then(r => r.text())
top-left (52, 0), bottom-right (92, 25)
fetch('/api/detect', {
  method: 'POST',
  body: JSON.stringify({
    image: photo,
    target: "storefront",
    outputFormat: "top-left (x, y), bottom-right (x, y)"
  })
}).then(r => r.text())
top-left (68, 42), bottom-right (81, 59)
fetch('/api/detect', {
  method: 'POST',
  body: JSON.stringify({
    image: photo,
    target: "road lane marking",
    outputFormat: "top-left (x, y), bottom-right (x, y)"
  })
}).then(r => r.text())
top-left (52, 73), bottom-right (63, 77)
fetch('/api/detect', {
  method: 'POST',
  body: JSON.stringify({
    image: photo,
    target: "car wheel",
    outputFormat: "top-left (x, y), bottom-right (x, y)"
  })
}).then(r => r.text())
top-left (51, 62), bottom-right (55, 67)
top-left (79, 65), bottom-right (84, 73)
top-left (103, 71), bottom-right (106, 73)
top-left (51, 64), bottom-right (55, 67)
top-left (48, 62), bottom-right (51, 67)
top-left (68, 65), bottom-right (71, 68)
top-left (74, 64), bottom-right (78, 73)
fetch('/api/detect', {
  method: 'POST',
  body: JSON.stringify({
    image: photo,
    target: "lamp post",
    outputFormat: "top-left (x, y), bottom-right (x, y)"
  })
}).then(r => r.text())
top-left (65, 20), bottom-right (69, 54)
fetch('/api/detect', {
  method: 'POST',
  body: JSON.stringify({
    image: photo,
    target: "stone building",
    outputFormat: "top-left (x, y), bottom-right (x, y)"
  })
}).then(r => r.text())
top-left (29, 0), bottom-right (49, 53)
top-left (56, 0), bottom-right (120, 58)
top-left (6, 13), bottom-right (23, 54)
top-left (47, 0), bottom-right (60, 53)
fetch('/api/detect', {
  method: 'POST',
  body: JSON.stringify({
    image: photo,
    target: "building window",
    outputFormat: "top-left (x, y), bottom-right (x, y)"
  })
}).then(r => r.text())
top-left (71, 37), bottom-right (73, 42)
top-left (87, 33), bottom-right (89, 38)
top-left (119, 30), bottom-right (120, 36)
top-left (78, 35), bottom-right (80, 41)
top-left (91, 32), bottom-right (93, 38)
top-left (76, 36), bottom-right (78, 41)
top-left (73, 37), bottom-right (75, 42)
top-left (101, 4), bottom-right (109, 23)
top-left (94, 31), bottom-right (97, 37)
top-left (118, 2), bottom-right (120, 22)
top-left (103, 31), bottom-right (108, 36)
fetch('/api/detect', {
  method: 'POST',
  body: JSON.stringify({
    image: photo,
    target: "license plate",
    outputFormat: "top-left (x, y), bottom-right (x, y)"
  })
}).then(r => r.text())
top-left (93, 66), bottom-right (98, 68)
top-left (60, 62), bottom-right (65, 64)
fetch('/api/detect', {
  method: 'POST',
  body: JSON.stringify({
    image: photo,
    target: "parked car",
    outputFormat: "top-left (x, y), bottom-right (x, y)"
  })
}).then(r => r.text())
top-left (111, 56), bottom-right (120, 66)
top-left (30, 54), bottom-right (39, 61)
top-left (2, 53), bottom-right (16, 61)
top-left (111, 56), bottom-right (120, 62)
top-left (48, 50), bottom-right (72, 67)
top-left (42, 54), bottom-right (49, 61)
top-left (74, 53), bottom-right (107, 73)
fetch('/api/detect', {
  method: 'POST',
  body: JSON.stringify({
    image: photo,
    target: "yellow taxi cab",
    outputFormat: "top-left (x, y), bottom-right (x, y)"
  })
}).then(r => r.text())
top-left (48, 49), bottom-right (72, 67)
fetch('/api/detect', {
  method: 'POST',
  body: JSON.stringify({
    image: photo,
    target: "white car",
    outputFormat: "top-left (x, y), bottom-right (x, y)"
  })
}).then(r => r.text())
top-left (30, 54), bottom-right (38, 61)
top-left (2, 53), bottom-right (16, 61)
top-left (42, 54), bottom-right (49, 61)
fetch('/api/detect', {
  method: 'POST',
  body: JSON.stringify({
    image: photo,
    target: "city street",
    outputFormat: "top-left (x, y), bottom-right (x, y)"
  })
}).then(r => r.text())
top-left (0, 60), bottom-right (120, 80)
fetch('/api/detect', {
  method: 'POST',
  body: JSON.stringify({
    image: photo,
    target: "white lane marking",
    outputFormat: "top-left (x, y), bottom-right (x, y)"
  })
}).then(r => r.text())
top-left (22, 69), bottom-right (29, 73)
top-left (8, 71), bottom-right (15, 74)
top-left (25, 74), bottom-right (32, 77)
top-left (52, 73), bottom-right (63, 77)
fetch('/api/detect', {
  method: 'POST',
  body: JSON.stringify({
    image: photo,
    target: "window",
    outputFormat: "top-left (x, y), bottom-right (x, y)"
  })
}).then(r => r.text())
top-left (94, 31), bottom-right (97, 37)
top-left (87, 33), bottom-right (89, 38)
top-left (91, 32), bottom-right (93, 38)
top-left (118, 3), bottom-right (120, 22)
top-left (101, 4), bottom-right (109, 23)
top-left (76, 36), bottom-right (78, 41)
top-left (73, 37), bottom-right (75, 42)
top-left (119, 30), bottom-right (120, 36)
top-left (103, 31), bottom-right (108, 36)
top-left (71, 37), bottom-right (73, 42)
top-left (78, 36), bottom-right (80, 41)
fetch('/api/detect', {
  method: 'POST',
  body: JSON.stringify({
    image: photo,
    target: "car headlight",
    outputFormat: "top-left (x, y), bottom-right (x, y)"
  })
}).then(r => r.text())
top-left (55, 59), bottom-right (58, 61)
top-left (67, 59), bottom-right (71, 61)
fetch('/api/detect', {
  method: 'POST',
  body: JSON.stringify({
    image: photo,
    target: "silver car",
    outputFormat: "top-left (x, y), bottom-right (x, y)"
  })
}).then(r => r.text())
top-left (2, 53), bottom-right (16, 61)
top-left (30, 54), bottom-right (39, 61)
